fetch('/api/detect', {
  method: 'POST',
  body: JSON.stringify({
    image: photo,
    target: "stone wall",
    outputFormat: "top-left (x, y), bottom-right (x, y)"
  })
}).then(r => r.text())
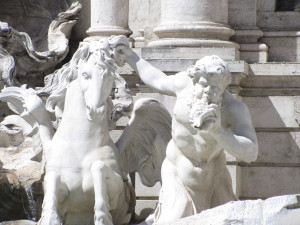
top-left (239, 64), bottom-right (300, 200)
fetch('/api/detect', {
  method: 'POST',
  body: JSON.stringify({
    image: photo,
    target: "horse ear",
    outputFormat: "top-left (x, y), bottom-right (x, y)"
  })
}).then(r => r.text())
top-left (81, 47), bottom-right (90, 61)
top-left (71, 43), bottom-right (90, 68)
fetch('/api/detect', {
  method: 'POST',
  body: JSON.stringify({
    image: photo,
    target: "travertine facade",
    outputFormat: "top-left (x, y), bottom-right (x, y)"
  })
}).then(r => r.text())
top-left (0, 0), bottom-right (300, 223)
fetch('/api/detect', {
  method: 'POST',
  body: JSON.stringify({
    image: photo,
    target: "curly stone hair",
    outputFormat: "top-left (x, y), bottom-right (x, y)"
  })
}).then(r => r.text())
top-left (187, 55), bottom-right (231, 88)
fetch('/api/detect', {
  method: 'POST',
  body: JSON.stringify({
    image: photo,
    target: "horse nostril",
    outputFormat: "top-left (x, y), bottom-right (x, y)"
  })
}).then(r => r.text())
top-left (86, 105), bottom-right (92, 113)
top-left (204, 87), bottom-right (211, 94)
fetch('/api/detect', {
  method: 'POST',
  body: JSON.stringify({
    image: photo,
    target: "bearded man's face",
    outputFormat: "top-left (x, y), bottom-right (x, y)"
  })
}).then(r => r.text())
top-left (194, 76), bottom-right (225, 105)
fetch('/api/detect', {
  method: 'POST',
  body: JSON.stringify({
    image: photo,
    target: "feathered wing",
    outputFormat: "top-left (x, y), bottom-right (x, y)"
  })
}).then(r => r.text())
top-left (116, 98), bottom-right (172, 187)
top-left (0, 87), bottom-right (53, 161)
top-left (0, 86), bottom-right (38, 131)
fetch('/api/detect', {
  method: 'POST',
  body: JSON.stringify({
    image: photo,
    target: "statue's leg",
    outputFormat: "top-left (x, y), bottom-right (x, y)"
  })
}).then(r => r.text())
top-left (109, 180), bottom-right (135, 225)
top-left (91, 161), bottom-right (123, 225)
top-left (154, 158), bottom-right (195, 222)
top-left (211, 152), bottom-right (238, 207)
top-left (38, 171), bottom-right (68, 225)
top-left (155, 140), bottom-right (197, 222)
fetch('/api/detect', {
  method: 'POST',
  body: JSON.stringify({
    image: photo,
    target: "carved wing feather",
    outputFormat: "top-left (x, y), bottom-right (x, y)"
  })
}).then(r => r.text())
top-left (0, 86), bottom-right (31, 114)
top-left (0, 87), bottom-right (43, 133)
top-left (116, 98), bottom-right (172, 187)
top-left (0, 87), bottom-right (50, 162)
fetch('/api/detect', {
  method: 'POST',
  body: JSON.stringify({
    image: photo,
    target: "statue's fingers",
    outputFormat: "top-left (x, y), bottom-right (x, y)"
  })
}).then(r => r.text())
top-left (108, 35), bottom-right (129, 48)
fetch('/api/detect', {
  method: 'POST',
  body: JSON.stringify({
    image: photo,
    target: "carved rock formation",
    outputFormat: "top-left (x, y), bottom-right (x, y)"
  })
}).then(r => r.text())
top-left (153, 195), bottom-right (300, 225)
top-left (0, 1), bottom-right (82, 86)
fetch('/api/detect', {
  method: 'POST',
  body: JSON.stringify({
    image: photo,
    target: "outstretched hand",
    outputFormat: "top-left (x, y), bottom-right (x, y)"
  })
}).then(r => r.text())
top-left (108, 35), bottom-right (131, 67)
top-left (113, 45), bottom-right (128, 67)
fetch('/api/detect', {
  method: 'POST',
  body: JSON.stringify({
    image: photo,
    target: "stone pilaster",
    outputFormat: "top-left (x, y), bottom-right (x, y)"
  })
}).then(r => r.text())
top-left (233, 29), bottom-right (268, 63)
top-left (134, 29), bottom-right (145, 48)
top-left (229, 0), bottom-right (268, 63)
top-left (86, 0), bottom-right (131, 40)
top-left (149, 0), bottom-right (238, 50)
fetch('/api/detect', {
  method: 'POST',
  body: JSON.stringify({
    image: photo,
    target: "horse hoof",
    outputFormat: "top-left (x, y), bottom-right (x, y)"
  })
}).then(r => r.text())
top-left (94, 212), bottom-right (113, 225)
top-left (38, 210), bottom-right (61, 225)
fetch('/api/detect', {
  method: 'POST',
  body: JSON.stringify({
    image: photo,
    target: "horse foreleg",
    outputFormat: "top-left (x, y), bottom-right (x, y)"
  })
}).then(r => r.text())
top-left (38, 171), bottom-right (68, 225)
top-left (91, 161), bottom-right (122, 225)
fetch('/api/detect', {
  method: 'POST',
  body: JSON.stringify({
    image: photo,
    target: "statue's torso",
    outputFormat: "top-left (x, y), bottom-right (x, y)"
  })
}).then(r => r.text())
top-left (158, 85), bottom-right (234, 219)
top-left (172, 95), bottom-right (223, 164)
top-left (164, 88), bottom-right (229, 199)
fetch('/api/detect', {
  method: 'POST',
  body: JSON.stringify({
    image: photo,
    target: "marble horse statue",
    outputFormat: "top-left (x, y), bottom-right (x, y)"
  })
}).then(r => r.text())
top-left (0, 37), bottom-right (171, 225)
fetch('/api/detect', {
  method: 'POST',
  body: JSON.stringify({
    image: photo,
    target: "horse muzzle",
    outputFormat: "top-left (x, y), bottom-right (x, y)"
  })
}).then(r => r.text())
top-left (86, 104), bottom-right (106, 121)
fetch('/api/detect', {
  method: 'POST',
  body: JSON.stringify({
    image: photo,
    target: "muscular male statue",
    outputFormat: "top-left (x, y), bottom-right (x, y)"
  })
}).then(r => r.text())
top-left (115, 44), bottom-right (258, 223)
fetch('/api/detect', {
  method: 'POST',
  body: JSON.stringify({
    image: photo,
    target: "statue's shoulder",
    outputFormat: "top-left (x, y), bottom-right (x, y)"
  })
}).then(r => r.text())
top-left (222, 91), bottom-right (250, 119)
top-left (173, 72), bottom-right (192, 92)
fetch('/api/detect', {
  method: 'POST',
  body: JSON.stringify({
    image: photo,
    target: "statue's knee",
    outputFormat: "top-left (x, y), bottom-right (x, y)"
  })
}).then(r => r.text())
top-left (56, 182), bottom-right (68, 202)
top-left (91, 161), bottom-right (107, 173)
top-left (44, 171), bottom-right (59, 181)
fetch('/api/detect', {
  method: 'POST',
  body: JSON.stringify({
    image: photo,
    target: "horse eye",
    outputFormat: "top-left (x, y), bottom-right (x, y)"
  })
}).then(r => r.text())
top-left (217, 66), bottom-right (224, 72)
top-left (82, 72), bottom-right (90, 79)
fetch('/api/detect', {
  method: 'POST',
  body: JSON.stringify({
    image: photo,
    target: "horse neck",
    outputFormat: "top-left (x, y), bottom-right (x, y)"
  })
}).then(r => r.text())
top-left (63, 81), bottom-right (86, 118)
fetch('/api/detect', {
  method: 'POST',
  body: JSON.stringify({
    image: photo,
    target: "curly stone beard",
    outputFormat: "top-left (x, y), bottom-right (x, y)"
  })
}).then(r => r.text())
top-left (188, 94), bottom-right (221, 129)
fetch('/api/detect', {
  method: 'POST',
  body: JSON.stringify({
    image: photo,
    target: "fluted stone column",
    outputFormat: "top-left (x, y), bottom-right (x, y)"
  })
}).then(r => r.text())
top-left (86, 0), bottom-right (131, 40)
top-left (149, 0), bottom-right (237, 48)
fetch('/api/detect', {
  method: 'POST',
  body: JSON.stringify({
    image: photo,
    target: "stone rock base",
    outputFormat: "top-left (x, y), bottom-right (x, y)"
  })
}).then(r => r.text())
top-left (0, 220), bottom-right (36, 225)
top-left (143, 194), bottom-right (300, 225)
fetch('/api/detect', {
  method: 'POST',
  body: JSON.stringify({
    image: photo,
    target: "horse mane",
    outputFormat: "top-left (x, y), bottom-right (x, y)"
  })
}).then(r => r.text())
top-left (37, 40), bottom-right (122, 129)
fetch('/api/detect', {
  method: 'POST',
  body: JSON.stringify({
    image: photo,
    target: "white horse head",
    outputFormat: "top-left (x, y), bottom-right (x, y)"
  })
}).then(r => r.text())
top-left (39, 39), bottom-right (132, 127)
top-left (75, 43), bottom-right (116, 121)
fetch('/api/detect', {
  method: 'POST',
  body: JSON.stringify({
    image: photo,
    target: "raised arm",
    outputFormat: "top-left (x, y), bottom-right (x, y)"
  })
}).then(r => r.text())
top-left (214, 92), bottom-right (258, 163)
top-left (115, 45), bottom-right (177, 96)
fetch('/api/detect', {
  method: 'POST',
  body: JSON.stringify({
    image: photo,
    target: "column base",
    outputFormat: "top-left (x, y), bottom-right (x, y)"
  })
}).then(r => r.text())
top-left (133, 29), bottom-right (145, 48)
top-left (134, 37), bottom-right (145, 48)
top-left (148, 22), bottom-right (237, 48)
top-left (231, 29), bottom-right (268, 63)
top-left (148, 38), bottom-right (239, 49)
top-left (240, 44), bottom-right (268, 63)
top-left (153, 22), bottom-right (234, 39)
top-left (86, 26), bottom-right (132, 38)
top-left (233, 29), bottom-right (263, 43)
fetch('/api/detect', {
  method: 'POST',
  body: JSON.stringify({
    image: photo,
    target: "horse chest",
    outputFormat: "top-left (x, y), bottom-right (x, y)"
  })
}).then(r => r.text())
top-left (54, 118), bottom-right (108, 145)
top-left (49, 121), bottom-right (120, 170)
top-left (57, 169), bottom-right (95, 212)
